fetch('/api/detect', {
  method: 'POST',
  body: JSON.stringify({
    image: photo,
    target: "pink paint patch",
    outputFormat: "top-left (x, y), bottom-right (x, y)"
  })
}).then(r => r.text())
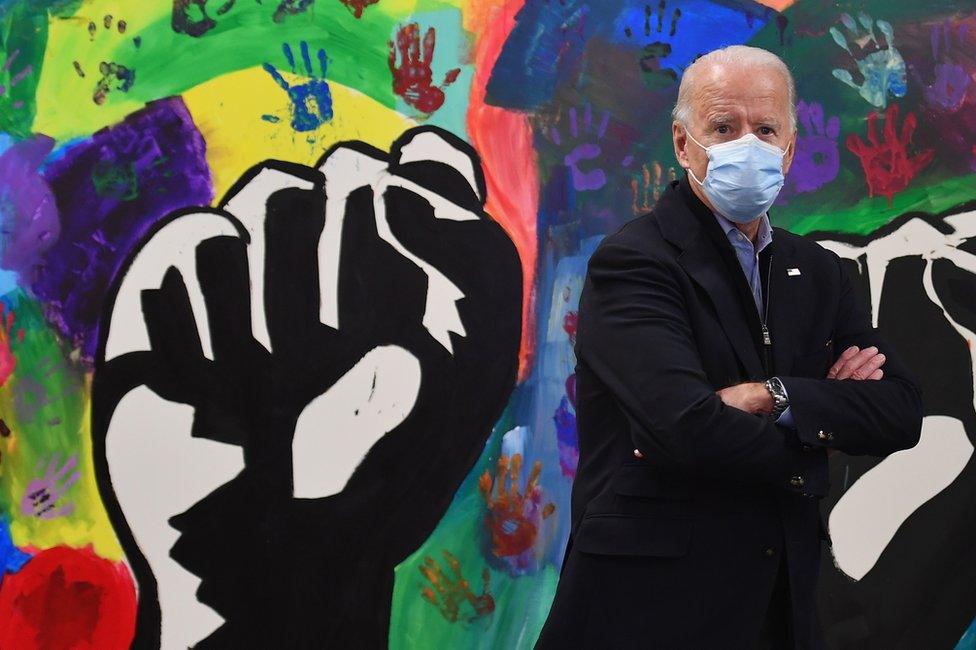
top-left (0, 304), bottom-right (16, 387)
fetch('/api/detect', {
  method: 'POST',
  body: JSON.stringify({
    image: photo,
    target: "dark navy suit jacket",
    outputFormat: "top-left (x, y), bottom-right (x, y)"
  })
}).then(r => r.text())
top-left (535, 175), bottom-right (923, 649)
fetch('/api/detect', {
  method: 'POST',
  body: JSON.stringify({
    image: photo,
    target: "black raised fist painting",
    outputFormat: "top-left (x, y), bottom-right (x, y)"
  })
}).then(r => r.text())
top-left (90, 126), bottom-right (522, 648)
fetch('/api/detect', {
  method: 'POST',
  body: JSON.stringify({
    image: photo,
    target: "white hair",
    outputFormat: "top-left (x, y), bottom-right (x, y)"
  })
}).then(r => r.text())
top-left (671, 45), bottom-right (797, 132)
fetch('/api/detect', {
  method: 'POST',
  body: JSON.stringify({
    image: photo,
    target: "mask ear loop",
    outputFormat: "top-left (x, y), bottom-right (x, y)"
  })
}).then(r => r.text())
top-left (683, 127), bottom-right (708, 186)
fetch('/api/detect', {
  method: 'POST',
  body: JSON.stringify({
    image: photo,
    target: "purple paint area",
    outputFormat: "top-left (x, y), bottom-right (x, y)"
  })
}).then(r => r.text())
top-left (0, 135), bottom-right (59, 274)
top-left (35, 97), bottom-right (213, 361)
top-left (553, 395), bottom-right (578, 478)
top-left (777, 100), bottom-right (840, 204)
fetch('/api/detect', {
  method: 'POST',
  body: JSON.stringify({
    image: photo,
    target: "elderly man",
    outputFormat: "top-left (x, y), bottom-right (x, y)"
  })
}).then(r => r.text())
top-left (535, 46), bottom-right (923, 649)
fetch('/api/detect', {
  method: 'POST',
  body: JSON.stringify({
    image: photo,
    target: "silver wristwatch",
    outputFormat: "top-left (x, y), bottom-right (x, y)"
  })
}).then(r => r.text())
top-left (764, 376), bottom-right (789, 419)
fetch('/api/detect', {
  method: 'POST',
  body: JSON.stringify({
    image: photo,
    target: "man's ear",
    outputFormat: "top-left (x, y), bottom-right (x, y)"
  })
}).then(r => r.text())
top-left (673, 121), bottom-right (689, 169)
top-left (782, 128), bottom-right (798, 175)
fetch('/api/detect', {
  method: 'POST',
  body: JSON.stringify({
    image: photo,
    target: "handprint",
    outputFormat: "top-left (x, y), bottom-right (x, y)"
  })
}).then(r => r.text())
top-left (172, 0), bottom-right (237, 38)
top-left (91, 126), bottom-right (521, 648)
top-left (262, 41), bottom-right (334, 132)
top-left (909, 21), bottom-right (972, 113)
top-left (1, 49), bottom-right (31, 110)
top-left (338, 0), bottom-right (379, 19)
top-left (549, 104), bottom-right (626, 192)
top-left (20, 454), bottom-right (81, 519)
top-left (778, 100), bottom-right (840, 202)
top-left (271, 0), bottom-right (315, 22)
top-left (478, 454), bottom-right (555, 566)
top-left (622, 0), bottom-right (683, 89)
top-left (846, 103), bottom-right (934, 206)
top-left (419, 550), bottom-right (495, 624)
top-left (829, 12), bottom-right (906, 108)
top-left (630, 160), bottom-right (677, 214)
top-left (75, 14), bottom-right (136, 105)
top-left (388, 23), bottom-right (461, 115)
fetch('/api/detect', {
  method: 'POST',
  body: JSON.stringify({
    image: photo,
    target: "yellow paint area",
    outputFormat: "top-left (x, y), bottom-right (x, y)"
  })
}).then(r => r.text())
top-left (182, 66), bottom-right (416, 201)
top-left (2, 378), bottom-right (123, 561)
top-left (31, 4), bottom-right (163, 142)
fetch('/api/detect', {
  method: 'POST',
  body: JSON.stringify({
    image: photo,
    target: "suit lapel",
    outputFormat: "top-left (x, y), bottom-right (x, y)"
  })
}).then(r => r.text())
top-left (657, 176), bottom-right (779, 381)
top-left (678, 240), bottom-right (766, 380)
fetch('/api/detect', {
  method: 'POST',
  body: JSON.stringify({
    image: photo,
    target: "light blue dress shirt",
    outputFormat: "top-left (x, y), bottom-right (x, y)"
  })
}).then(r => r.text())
top-left (712, 211), bottom-right (795, 428)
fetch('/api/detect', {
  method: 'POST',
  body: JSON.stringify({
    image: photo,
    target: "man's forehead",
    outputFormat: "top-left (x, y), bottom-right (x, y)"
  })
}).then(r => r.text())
top-left (692, 63), bottom-right (790, 112)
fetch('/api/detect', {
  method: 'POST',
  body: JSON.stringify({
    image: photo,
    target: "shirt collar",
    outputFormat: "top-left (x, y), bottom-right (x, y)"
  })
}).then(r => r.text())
top-left (712, 209), bottom-right (773, 254)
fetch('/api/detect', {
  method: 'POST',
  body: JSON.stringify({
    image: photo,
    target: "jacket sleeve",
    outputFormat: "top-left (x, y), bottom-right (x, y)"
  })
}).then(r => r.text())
top-left (777, 249), bottom-right (924, 456)
top-left (576, 238), bottom-right (826, 496)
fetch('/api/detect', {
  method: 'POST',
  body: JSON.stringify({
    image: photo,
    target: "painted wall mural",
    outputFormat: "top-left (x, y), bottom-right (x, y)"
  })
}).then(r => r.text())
top-left (0, 0), bottom-right (974, 648)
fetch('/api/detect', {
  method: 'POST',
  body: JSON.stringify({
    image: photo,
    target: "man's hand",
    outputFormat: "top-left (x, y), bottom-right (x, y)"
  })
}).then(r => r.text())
top-left (715, 381), bottom-right (772, 415)
top-left (827, 345), bottom-right (885, 380)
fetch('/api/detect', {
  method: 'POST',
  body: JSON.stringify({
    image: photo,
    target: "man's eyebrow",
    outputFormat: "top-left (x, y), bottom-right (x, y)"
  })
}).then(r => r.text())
top-left (706, 114), bottom-right (735, 125)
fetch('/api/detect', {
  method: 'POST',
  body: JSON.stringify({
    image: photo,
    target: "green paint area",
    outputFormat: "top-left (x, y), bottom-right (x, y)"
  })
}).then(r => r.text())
top-left (391, 406), bottom-right (558, 649)
top-left (778, 173), bottom-right (976, 236)
top-left (32, 0), bottom-right (468, 141)
top-left (0, 4), bottom-right (53, 138)
top-left (0, 290), bottom-right (119, 558)
top-left (745, 0), bottom-right (976, 235)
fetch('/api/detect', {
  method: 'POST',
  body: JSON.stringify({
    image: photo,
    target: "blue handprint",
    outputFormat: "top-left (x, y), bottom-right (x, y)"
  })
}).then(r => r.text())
top-left (262, 41), bottom-right (333, 132)
top-left (829, 12), bottom-right (906, 108)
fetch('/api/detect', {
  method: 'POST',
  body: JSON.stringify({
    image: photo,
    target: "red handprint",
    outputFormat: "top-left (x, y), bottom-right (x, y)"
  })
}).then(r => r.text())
top-left (846, 103), bottom-right (934, 206)
top-left (388, 23), bottom-right (460, 114)
top-left (478, 454), bottom-right (555, 560)
top-left (338, 0), bottom-right (378, 19)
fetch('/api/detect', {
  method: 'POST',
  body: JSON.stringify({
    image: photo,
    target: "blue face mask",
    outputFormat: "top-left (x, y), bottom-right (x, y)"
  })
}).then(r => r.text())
top-left (685, 131), bottom-right (790, 224)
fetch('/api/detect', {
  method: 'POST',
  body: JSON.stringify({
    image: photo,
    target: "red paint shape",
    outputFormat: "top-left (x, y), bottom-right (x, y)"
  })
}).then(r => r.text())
top-left (0, 546), bottom-right (136, 650)
top-left (562, 310), bottom-right (578, 343)
top-left (339, 0), bottom-right (379, 18)
top-left (388, 23), bottom-right (461, 114)
top-left (846, 103), bottom-right (935, 207)
top-left (0, 303), bottom-right (16, 387)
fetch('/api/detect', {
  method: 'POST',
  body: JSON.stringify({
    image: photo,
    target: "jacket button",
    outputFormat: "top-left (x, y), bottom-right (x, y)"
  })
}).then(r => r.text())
top-left (764, 547), bottom-right (776, 557)
top-left (801, 444), bottom-right (812, 452)
top-left (790, 476), bottom-right (805, 487)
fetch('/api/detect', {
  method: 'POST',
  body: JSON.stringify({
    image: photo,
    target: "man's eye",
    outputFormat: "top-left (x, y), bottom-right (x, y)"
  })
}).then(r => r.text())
top-left (759, 126), bottom-right (775, 135)
top-left (716, 125), bottom-right (730, 134)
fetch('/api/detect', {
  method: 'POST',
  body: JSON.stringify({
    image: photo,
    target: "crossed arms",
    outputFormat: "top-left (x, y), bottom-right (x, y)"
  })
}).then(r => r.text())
top-left (575, 240), bottom-right (923, 494)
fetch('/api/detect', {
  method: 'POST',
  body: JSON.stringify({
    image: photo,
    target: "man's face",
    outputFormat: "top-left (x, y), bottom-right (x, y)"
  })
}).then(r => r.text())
top-left (672, 62), bottom-right (797, 215)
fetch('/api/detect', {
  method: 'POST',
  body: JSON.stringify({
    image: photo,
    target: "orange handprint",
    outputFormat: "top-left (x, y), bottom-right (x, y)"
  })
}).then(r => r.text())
top-left (419, 550), bottom-right (495, 624)
top-left (846, 103), bottom-right (934, 207)
top-left (478, 454), bottom-right (555, 560)
top-left (388, 23), bottom-right (461, 115)
top-left (631, 160), bottom-right (677, 215)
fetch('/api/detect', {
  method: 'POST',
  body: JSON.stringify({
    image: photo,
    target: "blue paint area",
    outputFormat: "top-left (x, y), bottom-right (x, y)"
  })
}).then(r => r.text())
top-left (0, 515), bottom-right (31, 587)
top-left (487, 0), bottom-right (771, 109)
top-left (263, 41), bottom-right (334, 132)
top-left (957, 615), bottom-right (976, 649)
top-left (0, 268), bottom-right (19, 296)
